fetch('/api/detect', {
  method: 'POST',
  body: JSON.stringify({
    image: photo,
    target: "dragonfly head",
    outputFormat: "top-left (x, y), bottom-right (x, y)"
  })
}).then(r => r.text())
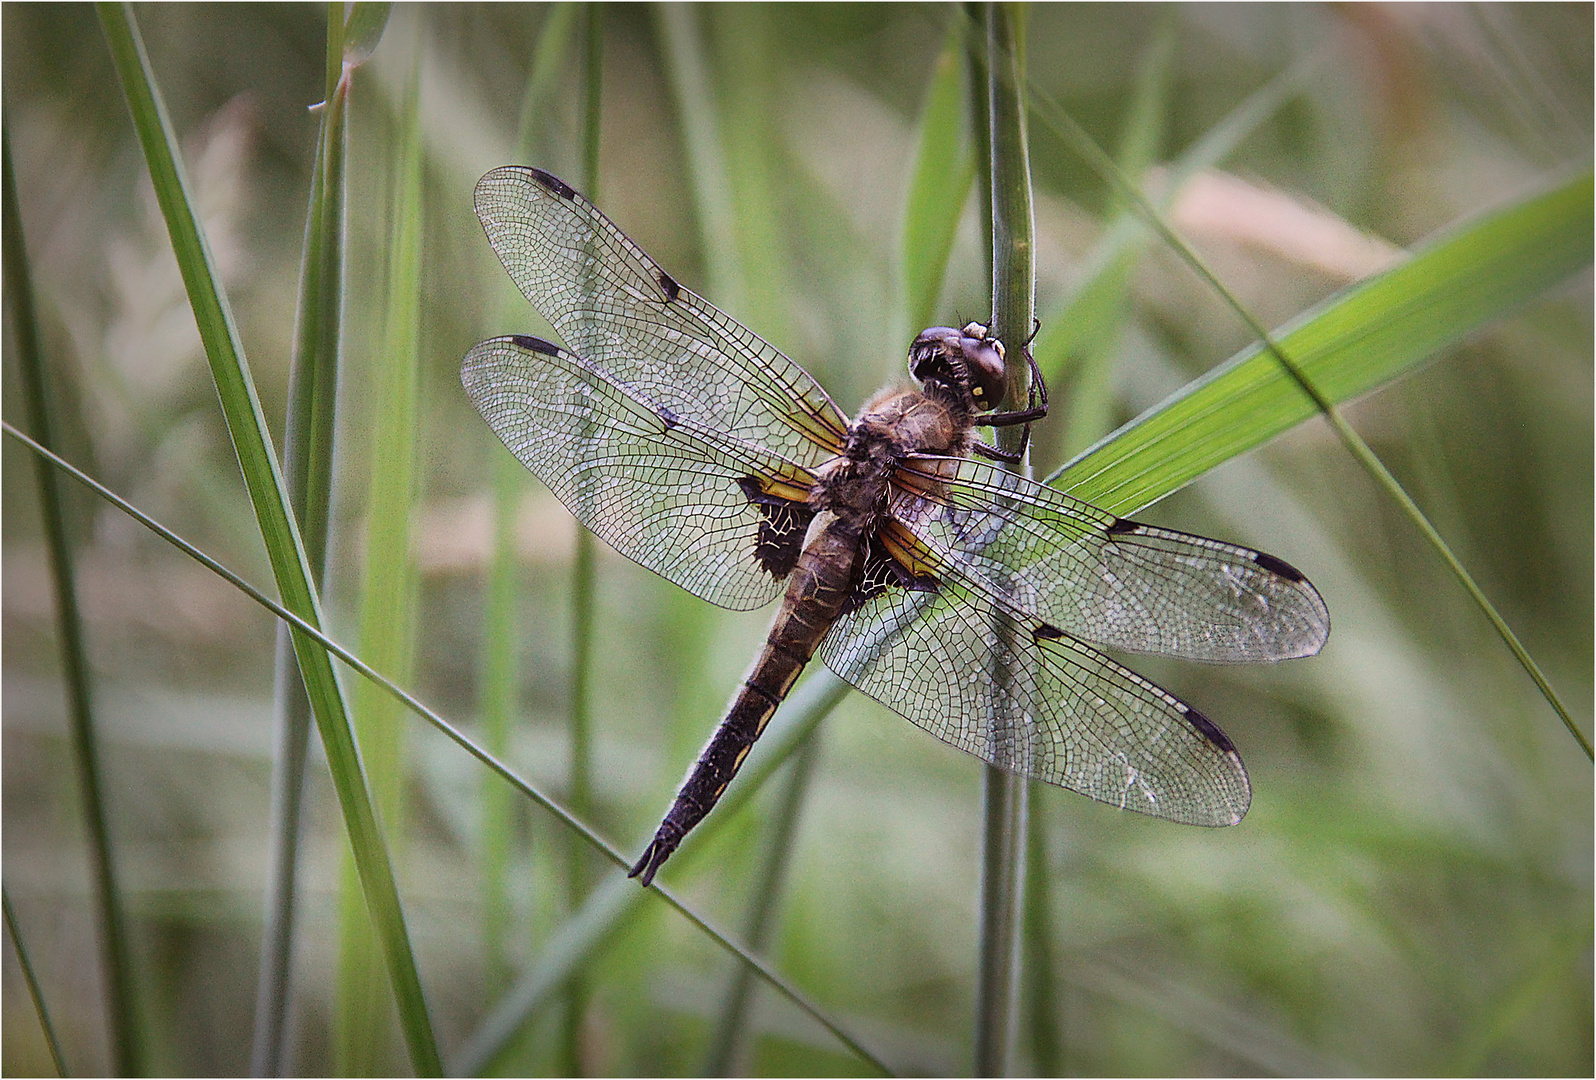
top-left (907, 322), bottom-right (1008, 413)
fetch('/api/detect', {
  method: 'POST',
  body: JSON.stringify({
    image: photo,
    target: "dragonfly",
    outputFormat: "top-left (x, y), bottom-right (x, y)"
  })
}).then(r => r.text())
top-left (462, 166), bottom-right (1331, 886)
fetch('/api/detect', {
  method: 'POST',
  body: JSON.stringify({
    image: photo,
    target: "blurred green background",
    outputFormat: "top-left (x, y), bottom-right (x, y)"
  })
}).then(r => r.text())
top-left (3, 3), bottom-right (1590, 1076)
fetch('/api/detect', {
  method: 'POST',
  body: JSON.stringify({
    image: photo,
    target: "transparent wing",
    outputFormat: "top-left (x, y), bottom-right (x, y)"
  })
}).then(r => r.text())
top-left (462, 334), bottom-right (816, 611)
top-left (819, 568), bottom-right (1250, 825)
top-left (891, 455), bottom-right (1330, 662)
top-left (473, 166), bottom-right (849, 470)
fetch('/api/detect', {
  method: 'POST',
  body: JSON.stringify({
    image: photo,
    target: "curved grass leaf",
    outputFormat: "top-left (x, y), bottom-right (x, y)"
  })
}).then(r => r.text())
top-left (94, 6), bottom-right (442, 1074)
top-left (1049, 170), bottom-right (1594, 515)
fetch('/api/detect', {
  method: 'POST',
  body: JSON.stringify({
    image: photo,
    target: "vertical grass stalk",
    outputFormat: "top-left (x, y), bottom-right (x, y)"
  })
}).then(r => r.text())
top-left (335, 23), bottom-right (424, 1076)
top-left (3, 120), bottom-right (142, 1078)
top-left (1022, 800), bottom-right (1061, 1075)
top-left (95, 5), bottom-right (441, 1073)
top-left (561, 7), bottom-right (604, 1074)
top-left (975, 5), bottom-right (1034, 1075)
top-left (251, 6), bottom-right (351, 1072)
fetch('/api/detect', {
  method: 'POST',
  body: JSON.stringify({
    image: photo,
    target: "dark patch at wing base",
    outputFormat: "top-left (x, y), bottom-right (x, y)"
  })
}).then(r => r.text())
top-left (842, 534), bottom-right (938, 615)
top-left (737, 477), bottom-right (814, 579)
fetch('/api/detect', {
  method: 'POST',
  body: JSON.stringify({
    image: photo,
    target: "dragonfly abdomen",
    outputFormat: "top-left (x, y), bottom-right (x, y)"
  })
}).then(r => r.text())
top-left (628, 515), bottom-right (867, 885)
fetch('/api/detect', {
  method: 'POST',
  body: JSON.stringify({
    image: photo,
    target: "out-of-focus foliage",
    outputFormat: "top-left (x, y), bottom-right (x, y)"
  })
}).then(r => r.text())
top-left (3, 4), bottom-right (1589, 1076)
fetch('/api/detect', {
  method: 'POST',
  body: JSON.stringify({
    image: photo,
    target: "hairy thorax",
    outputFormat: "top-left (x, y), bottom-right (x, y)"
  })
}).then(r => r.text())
top-left (808, 386), bottom-right (970, 529)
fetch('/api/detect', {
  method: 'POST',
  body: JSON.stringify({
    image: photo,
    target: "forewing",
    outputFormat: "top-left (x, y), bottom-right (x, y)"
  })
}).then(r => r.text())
top-left (473, 166), bottom-right (849, 470)
top-left (462, 334), bottom-right (816, 611)
top-left (891, 456), bottom-right (1330, 662)
top-left (818, 566), bottom-right (1250, 825)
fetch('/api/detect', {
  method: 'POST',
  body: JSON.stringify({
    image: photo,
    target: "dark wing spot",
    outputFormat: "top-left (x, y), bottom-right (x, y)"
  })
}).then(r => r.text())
top-left (1252, 550), bottom-right (1307, 583)
top-left (1032, 622), bottom-right (1065, 642)
top-left (1106, 517), bottom-right (1139, 535)
top-left (512, 334), bottom-right (562, 356)
top-left (1176, 702), bottom-right (1238, 754)
top-left (528, 168), bottom-right (577, 199)
top-left (656, 269), bottom-right (681, 302)
top-left (658, 405), bottom-right (680, 430)
top-left (738, 477), bottom-right (813, 579)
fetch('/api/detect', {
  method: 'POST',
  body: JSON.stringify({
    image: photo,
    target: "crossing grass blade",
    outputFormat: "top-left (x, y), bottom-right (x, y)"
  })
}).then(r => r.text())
top-left (703, 726), bottom-right (826, 1075)
top-left (1045, 17), bottom-right (1173, 457)
top-left (5, 885), bottom-right (71, 1076)
top-left (94, 5), bottom-right (443, 1074)
top-left (452, 671), bottom-right (858, 1077)
top-left (2, 420), bottom-right (891, 1079)
top-left (1029, 48), bottom-right (1322, 415)
top-left (2, 120), bottom-right (142, 1078)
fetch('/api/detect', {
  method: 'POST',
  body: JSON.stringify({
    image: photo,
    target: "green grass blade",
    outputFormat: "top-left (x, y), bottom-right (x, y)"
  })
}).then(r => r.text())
top-left (252, 8), bottom-right (351, 1071)
top-left (975, 7), bottom-right (1033, 1076)
top-left (94, 6), bottom-right (443, 1074)
top-left (655, 4), bottom-right (741, 301)
top-left (900, 15), bottom-right (976, 341)
top-left (1021, 798), bottom-right (1060, 1077)
top-left (2, 118), bottom-right (143, 1078)
top-left (2, 421), bottom-right (888, 1079)
top-left (5, 886), bottom-right (71, 1076)
top-left (559, 10), bottom-right (604, 1075)
top-left (964, 3), bottom-right (992, 290)
top-left (1049, 171), bottom-right (1594, 513)
top-left (336, 30), bottom-right (425, 1077)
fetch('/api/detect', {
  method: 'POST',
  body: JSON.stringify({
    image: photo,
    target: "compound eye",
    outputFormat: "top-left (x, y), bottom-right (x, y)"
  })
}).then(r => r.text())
top-left (907, 326), bottom-right (961, 382)
top-left (963, 335), bottom-right (1007, 406)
